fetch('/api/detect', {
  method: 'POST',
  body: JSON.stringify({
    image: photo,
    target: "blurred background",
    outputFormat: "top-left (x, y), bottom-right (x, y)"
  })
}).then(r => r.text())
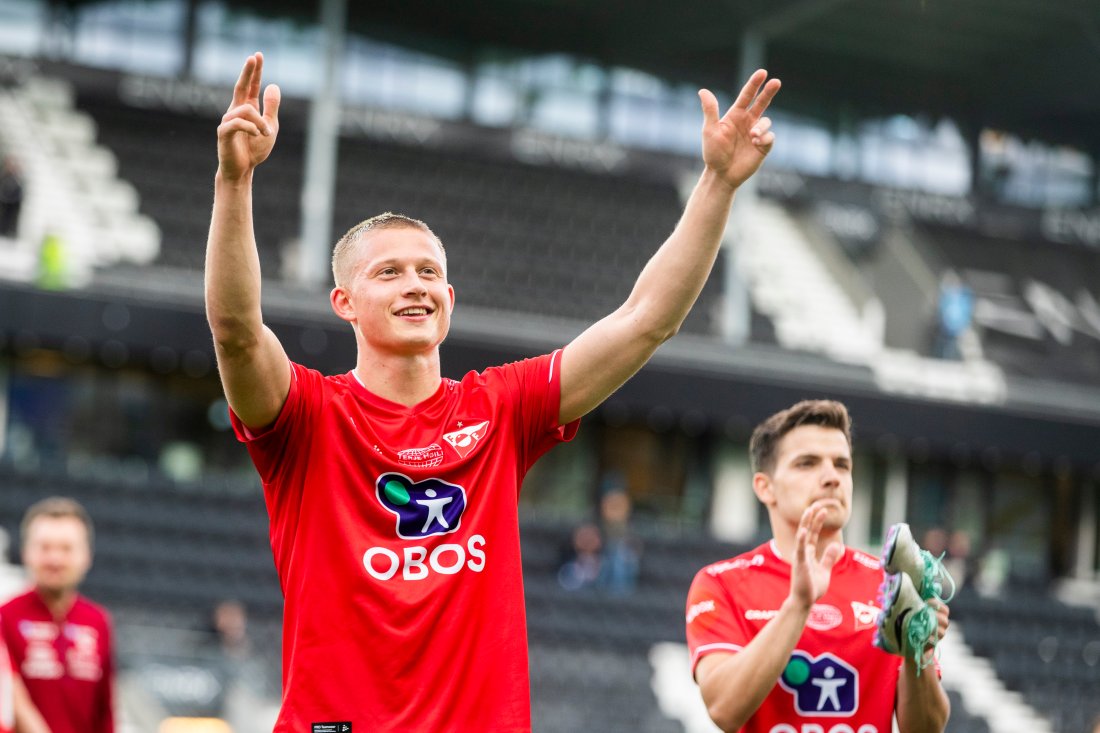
top-left (0, 0), bottom-right (1098, 730)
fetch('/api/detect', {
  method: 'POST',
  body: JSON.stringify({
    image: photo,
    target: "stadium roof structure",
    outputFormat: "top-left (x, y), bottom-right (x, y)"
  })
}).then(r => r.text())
top-left (224, 0), bottom-right (1100, 154)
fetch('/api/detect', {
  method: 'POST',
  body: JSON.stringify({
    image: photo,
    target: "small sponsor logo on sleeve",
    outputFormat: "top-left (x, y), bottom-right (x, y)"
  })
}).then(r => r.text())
top-left (706, 554), bottom-right (765, 576)
top-left (686, 599), bottom-right (716, 624)
top-left (312, 723), bottom-right (351, 733)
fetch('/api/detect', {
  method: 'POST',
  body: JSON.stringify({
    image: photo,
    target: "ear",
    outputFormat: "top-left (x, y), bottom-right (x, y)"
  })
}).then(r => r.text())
top-left (330, 286), bottom-right (355, 323)
top-left (752, 472), bottom-right (775, 506)
top-left (447, 284), bottom-right (455, 313)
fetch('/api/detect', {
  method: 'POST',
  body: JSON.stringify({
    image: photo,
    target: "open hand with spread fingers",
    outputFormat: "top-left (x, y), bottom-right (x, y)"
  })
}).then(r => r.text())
top-left (790, 501), bottom-right (843, 610)
top-left (218, 52), bottom-right (281, 181)
top-left (698, 69), bottom-right (780, 191)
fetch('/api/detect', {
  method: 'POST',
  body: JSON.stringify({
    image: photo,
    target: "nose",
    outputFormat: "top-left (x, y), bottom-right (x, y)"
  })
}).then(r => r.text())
top-left (821, 461), bottom-right (841, 487)
top-left (400, 270), bottom-right (428, 297)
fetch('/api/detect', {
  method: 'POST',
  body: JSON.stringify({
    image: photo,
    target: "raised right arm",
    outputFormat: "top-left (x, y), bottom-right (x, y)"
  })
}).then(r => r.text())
top-left (204, 52), bottom-right (291, 430)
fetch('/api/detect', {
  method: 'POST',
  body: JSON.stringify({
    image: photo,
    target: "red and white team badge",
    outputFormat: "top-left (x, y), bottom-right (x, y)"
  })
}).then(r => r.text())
top-left (851, 600), bottom-right (880, 631)
top-left (442, 420), bottom-right (490, 458)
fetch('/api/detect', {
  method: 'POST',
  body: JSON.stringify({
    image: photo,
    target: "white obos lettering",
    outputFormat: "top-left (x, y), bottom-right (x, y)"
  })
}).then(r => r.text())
top-left (765, 721), bottom-right (875, 726)
top-left (363, 535), bottom-right (487, 581)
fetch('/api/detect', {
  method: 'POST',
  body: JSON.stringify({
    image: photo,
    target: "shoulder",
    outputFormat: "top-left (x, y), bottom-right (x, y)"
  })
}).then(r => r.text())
top-left (695, 542), bottom-right (774, 584)
top-left (844, 547), bottom-right (882, 573)
top-left (74, 595), bottom-right (113, 626)
top-left (0, 590), bottom-right (32, 614)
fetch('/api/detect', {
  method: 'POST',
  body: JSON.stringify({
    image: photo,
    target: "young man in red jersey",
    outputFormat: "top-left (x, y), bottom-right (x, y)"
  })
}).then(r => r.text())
top-left (685, 400), bottom-right (951, 733)
top-left (207, 50), bottom-right (780, 732)
top-left (0, 498), bottom-right (114, 733)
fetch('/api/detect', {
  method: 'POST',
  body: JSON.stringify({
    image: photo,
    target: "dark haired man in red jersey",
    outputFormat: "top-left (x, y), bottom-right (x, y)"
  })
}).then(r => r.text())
top-left (686, 400), bottom-right (951, 733)
top-left (206, 51), bottom-right (780, 732)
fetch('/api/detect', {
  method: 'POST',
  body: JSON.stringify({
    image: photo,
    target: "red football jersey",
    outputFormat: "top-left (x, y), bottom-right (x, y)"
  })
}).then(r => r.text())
top-left (0, 615), bottom-right (12, 733)
top-left (232, 352), bottom-right (577, 733)
top-left (0, 590), bottom-right (114, 733)
top-left (686, 541), bottom-right (898, 733)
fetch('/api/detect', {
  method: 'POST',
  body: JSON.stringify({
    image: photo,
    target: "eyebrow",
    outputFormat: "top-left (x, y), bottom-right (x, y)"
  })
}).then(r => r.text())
top-left (370, 256), bottom-right (444, 271)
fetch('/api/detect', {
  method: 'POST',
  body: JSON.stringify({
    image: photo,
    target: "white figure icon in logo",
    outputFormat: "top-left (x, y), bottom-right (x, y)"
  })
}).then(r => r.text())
top-left (812, 666), bottom-right (845, 711)
top-left (416, 489), bottom-right (454, 533)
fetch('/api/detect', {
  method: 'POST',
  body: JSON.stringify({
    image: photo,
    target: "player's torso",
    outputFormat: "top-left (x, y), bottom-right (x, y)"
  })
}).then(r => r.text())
top-left (270, 377), bottom-right (533, 732)
top-left (724, 546), bottom-right (897, 733)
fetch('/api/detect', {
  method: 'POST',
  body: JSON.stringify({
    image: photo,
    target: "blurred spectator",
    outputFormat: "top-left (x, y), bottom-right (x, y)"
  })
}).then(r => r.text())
top-left (0, 156), bottom-right (23, 239)
top-left (920, 527), bottom-right (948, 558)
top-left (210, 599), bottom-right (252, 665)
top-left (557, 523), bottom-right (602, 591)
top-left (598, 489), bottom-right (642, 595)
top-left (206, 599), bottom-right (276, 733)
top-left (933, 270), bottom-right (973, 361)
top-left (37, 232), bottom-right (67, 290)
top-left (0, 497), bottom-right (114, 733)
top-left (945, 529), bottom-right (972, 592)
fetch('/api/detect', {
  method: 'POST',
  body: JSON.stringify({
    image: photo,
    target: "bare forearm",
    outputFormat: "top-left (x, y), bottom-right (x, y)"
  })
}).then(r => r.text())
top-left (700, 597), bottom-right (808, 731)
top-left (896, 658), bottom-right (950, 733)
top-left (205, 170), bottom-right (265, 348)
top-left (623, 168), bottom-right (736, 340)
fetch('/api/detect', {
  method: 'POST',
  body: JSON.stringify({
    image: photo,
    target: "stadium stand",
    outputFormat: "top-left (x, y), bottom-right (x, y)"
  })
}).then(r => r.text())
top-left (952, 587), bottom-right (1100, 733)
top-left (75, 92), bottom-right (732, 336)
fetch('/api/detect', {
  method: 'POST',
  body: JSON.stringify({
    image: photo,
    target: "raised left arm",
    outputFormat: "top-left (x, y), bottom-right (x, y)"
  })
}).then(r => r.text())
top-left (558, 70), bottom-right (779, 425)
top-left (896, 600), bottom-right (951, 733)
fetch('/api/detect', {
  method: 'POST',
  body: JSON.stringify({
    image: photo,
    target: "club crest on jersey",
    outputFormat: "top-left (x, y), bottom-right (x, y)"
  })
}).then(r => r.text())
top-left (778, 651), bottom-right (858, 716)
top-left (442, 420), bottom-right (490, 458)
top-left (851, 600), bottom-right (880, 631)
top-left (376, 473), bottom-right (467, 539)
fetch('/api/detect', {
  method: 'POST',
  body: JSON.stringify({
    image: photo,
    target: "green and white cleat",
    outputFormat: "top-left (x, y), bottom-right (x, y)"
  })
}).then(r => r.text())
top-left (874, 571), bottom-right (938, 673)
top-left (881, 522), bottom-right (956, 603)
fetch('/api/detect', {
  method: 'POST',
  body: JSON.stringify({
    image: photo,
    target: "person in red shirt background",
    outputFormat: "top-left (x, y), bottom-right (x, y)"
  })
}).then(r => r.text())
top-left (0, 497), bottom-right (114, 733)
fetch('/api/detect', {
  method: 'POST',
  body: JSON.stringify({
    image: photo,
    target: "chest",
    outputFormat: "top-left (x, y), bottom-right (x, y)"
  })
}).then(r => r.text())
top-left (12, 617), bottom-right (105, 682)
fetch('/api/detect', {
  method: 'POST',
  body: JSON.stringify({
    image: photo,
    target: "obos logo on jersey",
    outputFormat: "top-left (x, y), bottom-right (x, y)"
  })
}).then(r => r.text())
top-left (366, 473), bottom-right (485, 581)
top-left (778, 651), bottom-right (858, 716)
top-left (376, 473), bottom-right (467, 538)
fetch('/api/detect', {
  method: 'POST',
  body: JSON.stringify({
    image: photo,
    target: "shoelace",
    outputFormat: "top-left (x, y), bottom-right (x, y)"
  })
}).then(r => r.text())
top-left (905, 602), bottom-right (939, 675)
top-left (920, 550), bottom-right (956, 604)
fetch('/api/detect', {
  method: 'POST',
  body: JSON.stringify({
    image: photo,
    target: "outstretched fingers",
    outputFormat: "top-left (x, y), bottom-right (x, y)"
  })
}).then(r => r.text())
top-left (726, 71), bottom-right (781, 122)
top-left (698, 88), bottom-right (720, 127)
top-left (222, 104), bottom-right (270, 137)
top-left (230, 52), bottom-right (265, 110)
top-left (262, 83), bottom-right (282, 127)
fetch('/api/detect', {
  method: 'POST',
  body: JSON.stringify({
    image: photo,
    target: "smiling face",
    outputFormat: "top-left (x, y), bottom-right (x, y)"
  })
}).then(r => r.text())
top-left (754, 424), bottom-right (854, 533)
top-left (330, 225), bottom-right (455, 356)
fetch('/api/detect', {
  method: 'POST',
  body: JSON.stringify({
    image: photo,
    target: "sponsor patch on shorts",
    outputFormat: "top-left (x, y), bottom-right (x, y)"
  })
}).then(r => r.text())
top-left (312, 723), bottom-right (351, 733)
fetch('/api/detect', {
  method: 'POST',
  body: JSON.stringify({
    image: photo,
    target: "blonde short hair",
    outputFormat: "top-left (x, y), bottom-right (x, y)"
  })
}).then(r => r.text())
top-left (331, 213), bottom-right (446, 287)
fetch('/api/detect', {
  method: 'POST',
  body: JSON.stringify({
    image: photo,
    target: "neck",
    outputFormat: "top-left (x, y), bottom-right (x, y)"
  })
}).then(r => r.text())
top-left (354, 349), bottom-right (443, 407)
top-left (36, 586), bottom-right (77, 620)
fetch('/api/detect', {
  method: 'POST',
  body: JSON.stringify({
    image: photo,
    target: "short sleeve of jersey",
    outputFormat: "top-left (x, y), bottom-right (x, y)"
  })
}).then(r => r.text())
top-left (480, 349), bottom-right (579, 471)
top-left (229, 361), bottom-right (322, 486)
top-left (685, 567), bottom-right (753, 678)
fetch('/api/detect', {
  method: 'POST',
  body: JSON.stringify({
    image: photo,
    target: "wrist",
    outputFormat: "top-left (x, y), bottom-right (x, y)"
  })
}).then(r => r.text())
top-left (700, 166), bottom-right (739, 197)
top-left (781, 593), bottom-right (813, 617)
top-left (215, 167), bottom-right (254, 189)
